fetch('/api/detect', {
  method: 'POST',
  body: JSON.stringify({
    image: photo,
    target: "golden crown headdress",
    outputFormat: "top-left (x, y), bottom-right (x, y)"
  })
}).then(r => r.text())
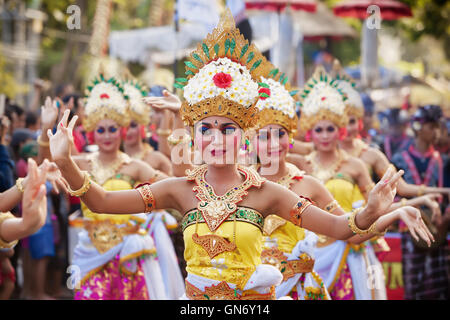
top-left (176, 9), bottom-right (270, 130)
top-left (121, 69), bottom-right (151, 125)
top-left (254, 62), bottom-right (299, 137)
top-left (298, 66), bottom-right (348, 131)
top-left (331, 60), bottom-right (364, 119)
top-left (83, 72), bottom-right (130, 132)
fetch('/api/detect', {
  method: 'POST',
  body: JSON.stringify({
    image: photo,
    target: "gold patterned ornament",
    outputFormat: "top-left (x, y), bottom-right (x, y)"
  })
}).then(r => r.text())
top-left (67, 171), bottom-right (92, 197)
top-left (177, 8), bottom-right (270, 130)
top-left (186, 164), bottom-right (265, 258)
top-left (15, 178), bottom-right (25, 193)
top-left (347, 207), bottom-right (370, 236)
top-left (261, 247), bottom-right (314, 282)
top-left (87, 151), bottom-right (131, 185)
top-left (185, 280), bottom-right (275, 300)
top-left (289, 197), bottom-right (313, 227)
top-left (306, 149), bottom-right (348, 183)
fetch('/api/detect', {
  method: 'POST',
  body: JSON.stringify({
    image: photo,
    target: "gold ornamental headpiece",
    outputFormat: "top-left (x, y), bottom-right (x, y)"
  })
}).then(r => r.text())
top-left (121, 70), bottom-right (150, 125)
top-left (331, 60), bottom-right (364, 119)
top-left (176, 9), bottom-right (270, 130)
top-left (298, 66), bottom-right (348, 131)
top-left (254, 62), bottom-right (299, 136)
top-left (83, 73), bottom-right (130, 132)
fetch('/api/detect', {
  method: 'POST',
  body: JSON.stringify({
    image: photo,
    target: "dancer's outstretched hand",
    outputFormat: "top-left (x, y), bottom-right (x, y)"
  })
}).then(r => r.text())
top-left (22, 158), bottom-right (48, 235)
top-left (47, 109), bottom-right (78, 164)
top-left (143, 90), bottom-right (181, 113)
top-left (39, 159), bottom-right (70, 194)
top-left (40, 96), bottom-right (59, 130)
top-left (397, 206), bottom-right (434, 247)
top-left (366, 166), bottom-right (404, 217)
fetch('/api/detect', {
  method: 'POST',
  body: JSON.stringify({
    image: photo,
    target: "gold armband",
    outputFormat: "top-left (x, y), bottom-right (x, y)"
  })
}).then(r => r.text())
top-left (67, 171), bottom-right (91, 197)
top-left (156, 128), bottom-right (172, 137)
top-left (417, 184), bottom-right (425, 197)
top-left (16, 178), bottom-right (25, 193)
top-left (0, 212), bottom-right (19, 249)
top-left (401, 198), bottom-right (407, 207)
top-left (348, 207), bottom-right (370, 236)
top-left (368, 220), bottom-right (387, 237)
top-left (167, 132), bottom-right (191, 146)
top-left (37, 135), bottom-right (50, 147)
top-left (290, 197), bottom-right (312, 227)
top-left (323, 199), bottom-right (340, 213)
top-left (136, 184), bottom-right (155, 213)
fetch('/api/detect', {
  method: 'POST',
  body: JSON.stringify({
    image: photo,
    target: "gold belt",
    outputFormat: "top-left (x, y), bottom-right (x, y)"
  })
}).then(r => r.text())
top-left (84, 219), bottom-right (145, 254)
top-left (261, 248), bottom-right (315, 282)
top-left (185, 280), bottom-right (275, 300)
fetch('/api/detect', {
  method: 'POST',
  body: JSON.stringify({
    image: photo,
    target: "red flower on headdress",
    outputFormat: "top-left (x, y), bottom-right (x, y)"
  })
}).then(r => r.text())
top-left (258, 88), bottom-right (271, 100)
top-left (100, 93), bottom-right (110, 99)
top-left (213, 72), bottom-right (233, 89)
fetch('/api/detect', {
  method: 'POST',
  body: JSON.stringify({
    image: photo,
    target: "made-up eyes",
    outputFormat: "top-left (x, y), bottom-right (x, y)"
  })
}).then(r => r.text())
top-left (314, 126), bottom-right (336, 133)
top-left (96, 126), bottom-right (118, 134)
top-left (349, 119), bottom-right (357, 125)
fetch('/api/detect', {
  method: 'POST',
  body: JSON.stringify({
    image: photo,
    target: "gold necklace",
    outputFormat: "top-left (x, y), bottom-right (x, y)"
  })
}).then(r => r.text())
top-left (348, 139), bottom-right (368, 158)
top-left (88, 151), bottom-right (131, 185)
top-left (276, 163), bottom-right (305, 189)
top-left (307, 149), bottom-right (347, 183)
top-left (186, 164), bottom-right (265, 258)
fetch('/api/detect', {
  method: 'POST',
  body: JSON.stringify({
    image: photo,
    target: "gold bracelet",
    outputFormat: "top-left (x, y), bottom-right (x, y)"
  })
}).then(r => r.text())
top-left (417, 184), bottom-right (425, 196)
top-left (37, 135), bottom-right (50, 147)
top-left (136, 184), bottom-right (155, 213)
top-left (290, 197), bottom-right (313, 227)
top-left (16, 178), bottom-right (25, 193)
top-left (348, 207), bottom-right (370, 236)
top-left (156, 128), bottom-right (172, 137)
top-left (401, 198), bottom-right (407, 207)
top-left (368, 220), bottom-right (387, 237)
top-left (67, 171), bottom-right (91, 197)
top-left (167, 132), bottom-right (191, 146)
top-left (0, 212), bottom-right (19, 249)
top-left (323, 199), bottom-right (340, 213)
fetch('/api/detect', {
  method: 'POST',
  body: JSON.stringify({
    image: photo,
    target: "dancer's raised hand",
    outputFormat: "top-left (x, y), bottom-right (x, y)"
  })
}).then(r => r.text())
top-left (366, 166), bottom-right (404, 218)
top-left (47, 109), bottom-right (78, 164)
top-left (40, 96), bottom-right (59, 130)
top-left (143, 90), bottom-right (181, 113)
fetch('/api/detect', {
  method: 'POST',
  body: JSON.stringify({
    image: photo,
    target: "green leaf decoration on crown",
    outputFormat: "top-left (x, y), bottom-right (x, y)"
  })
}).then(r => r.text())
top-left (85, 74), bottom-right (129, 100)
top-left (123, 78), bottom-right (148, 97)
top-left (297, 65), bottom-right (347, 109)
top-left (180, 8), bottom-right (270, 89)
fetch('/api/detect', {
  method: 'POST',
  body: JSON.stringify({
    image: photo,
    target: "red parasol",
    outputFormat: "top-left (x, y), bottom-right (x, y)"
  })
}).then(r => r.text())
top-left (333, 0), bottom-right (412, 20)
top-left (245, 0), bottom-right (317, 12)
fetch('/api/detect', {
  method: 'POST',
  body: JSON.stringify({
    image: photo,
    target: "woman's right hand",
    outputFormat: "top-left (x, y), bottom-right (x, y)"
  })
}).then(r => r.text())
top-left (21, 158), bottom-right (48, 234)
top-left (143, 90), bottom-right (182, 113)
top-left (47, 109), bottom-right (78, 164)
top-left (419, 193), bottom-right (442, 225)
top-left (40, 96), bottom-right (59, 130)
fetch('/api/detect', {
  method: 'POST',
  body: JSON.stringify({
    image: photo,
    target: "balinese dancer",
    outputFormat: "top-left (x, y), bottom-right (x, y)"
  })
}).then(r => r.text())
top-left (391, 105), bottom-right (449, 300)
top-left (122, 77), bottom-right (185, 299)
top-left (65, 73), bottom-right (168, 300)
top-left (250, 63), bottom-right (434, 300)
top-left (47, 10), bottom-right (433, 301)
top-left (297, 66), bottom-right (391, 300)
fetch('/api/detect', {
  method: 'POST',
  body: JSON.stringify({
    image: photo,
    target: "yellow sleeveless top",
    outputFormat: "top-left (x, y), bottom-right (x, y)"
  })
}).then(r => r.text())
top-left (324, 173), bottom-right (365, 212)
top-left (183, 209), bottom-right (264, 290)
top-left (263, 163), bottom-right (307, 254)
top-left (81, 173), bottom-right (136, 224)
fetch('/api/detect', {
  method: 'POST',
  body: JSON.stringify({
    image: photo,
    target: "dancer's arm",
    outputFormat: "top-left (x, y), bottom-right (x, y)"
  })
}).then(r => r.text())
top-left (0, 159), bottom-right (48, 245)
top-left (269, 166), bottom-right (433, 246)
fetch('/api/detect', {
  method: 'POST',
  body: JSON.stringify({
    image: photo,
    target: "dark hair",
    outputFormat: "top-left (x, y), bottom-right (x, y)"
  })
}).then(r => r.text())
top-left (380, 108), bottom-right (409, 126)
top-left (62, 93), bottom-right (82, 122)
top-left (25, 111), bottom-right (39, 128)
top-left (411, 105), bottom-right (443, 124)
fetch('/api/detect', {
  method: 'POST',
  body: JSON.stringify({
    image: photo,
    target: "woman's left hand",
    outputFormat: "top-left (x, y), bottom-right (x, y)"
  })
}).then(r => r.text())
top-left (39, 159), bottom-right (70, 194)
top-left (366, 166), bottom-right (404, 217)
top-left (397, 206), bottom-right (434, 247)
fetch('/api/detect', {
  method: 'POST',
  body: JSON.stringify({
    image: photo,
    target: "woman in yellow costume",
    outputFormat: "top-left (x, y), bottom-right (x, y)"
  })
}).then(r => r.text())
top-left (249, 62), bottom-right (433, 300)
top-left (121, 77), bottom-right (185, 299)
top-left (66, 73), bottom-right (168, 300)
top-left (333, 60), bottom-right (447, 221)
top-left (46, 10), bottom-right (433, 300)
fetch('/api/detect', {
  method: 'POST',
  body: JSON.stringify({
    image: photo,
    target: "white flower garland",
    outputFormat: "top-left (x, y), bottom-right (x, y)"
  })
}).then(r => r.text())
top-left (85, 82), bottom-right (129, 118)
top-left (335, 80), bottom-right (363, 111)
top-left (123, 83), bottom-right (149, 118)
top-left (183, 57), bottom-right (258, 108)
top-left (256, 77), bottom-right (296, 119)
top-left (301, 82), bottom-right (345, 118)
